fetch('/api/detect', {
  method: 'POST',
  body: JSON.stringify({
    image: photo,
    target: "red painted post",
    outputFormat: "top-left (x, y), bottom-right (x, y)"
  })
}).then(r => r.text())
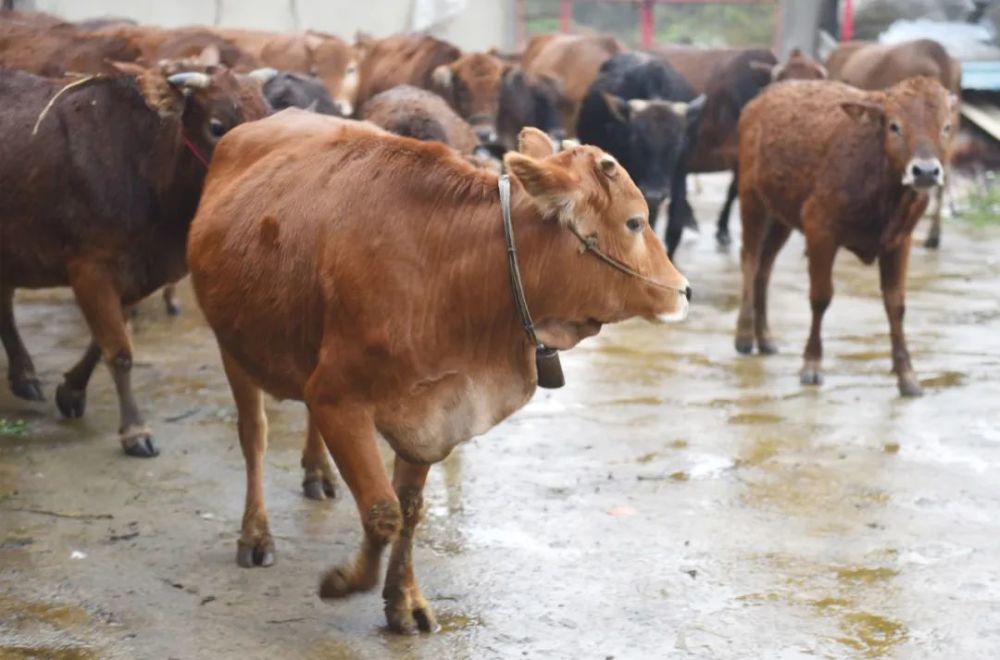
top-left (842, 0), bottom-right (853, 41)
top-left (640, 0), bottom-right (655, 49)
top-left (560, 0), bottom-right (572, 33)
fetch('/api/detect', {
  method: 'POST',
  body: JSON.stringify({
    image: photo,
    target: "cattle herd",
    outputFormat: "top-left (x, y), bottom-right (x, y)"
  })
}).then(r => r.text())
top-left (0, 8), bottom-right (963, 635)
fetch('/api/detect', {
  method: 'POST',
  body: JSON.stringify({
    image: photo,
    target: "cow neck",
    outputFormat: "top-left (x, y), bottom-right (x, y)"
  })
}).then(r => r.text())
top-left (182, 133), bottom-right (211, 169)
top-left (499, 174), bottom-right (565, 389)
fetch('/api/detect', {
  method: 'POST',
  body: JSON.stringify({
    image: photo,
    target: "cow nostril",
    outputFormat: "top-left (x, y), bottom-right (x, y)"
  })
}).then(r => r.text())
top-left (911, 164), bottom-right (924, 177)
top-left (684, 286), bottom-right (692, 302)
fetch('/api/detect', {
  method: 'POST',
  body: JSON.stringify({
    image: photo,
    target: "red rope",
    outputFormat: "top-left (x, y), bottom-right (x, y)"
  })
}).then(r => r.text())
top-left (182, 133), bottom-right (210, 169)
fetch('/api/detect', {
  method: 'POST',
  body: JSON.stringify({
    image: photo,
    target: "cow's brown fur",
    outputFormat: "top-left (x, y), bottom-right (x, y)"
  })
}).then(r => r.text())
top-left (827, 39), bottom-right (962, 248)
top-left (94, 24), bottom-right (258, 70)
top-left (188, 115), bottom-right (688, 632)
top-left (521, 34), bottom-right (625, 135)
top-left (0, 17), bottom-right (140, 76)
top-left (360, 84), bottom-right (480, 155)
top-left (737, 77), bottom-right (955, 396)
top-left (355, 34), bottom-right (461, 108)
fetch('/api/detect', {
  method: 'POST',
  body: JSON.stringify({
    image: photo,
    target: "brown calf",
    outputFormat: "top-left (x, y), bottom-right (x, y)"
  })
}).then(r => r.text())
top-left (188, 115), bottom-right (689, 633)
top-left (737, 77), bottom-right (955, 396)
top-left (827, 39), bottom-right (962, 248)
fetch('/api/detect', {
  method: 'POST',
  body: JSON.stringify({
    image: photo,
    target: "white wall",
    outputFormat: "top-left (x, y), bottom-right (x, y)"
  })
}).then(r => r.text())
top-left (27, 0), bottom-right (514, 51)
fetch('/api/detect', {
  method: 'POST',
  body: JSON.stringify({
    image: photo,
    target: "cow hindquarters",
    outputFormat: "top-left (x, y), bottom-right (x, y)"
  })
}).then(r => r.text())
top-left (221, 348), bottom-right (275, 567)
top-left (880, 237), bottom-right (923, 397)
top-left (67, 262), bottom-right (157, 457)
top-left (383, 457), bottom-right (438, 634)
top-left (0, 285), bottom-right (43, 401)
top-left (310, 392), bottom-right (401, 601)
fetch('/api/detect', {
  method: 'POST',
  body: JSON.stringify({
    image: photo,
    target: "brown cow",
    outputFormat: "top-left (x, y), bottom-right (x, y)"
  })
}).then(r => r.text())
top-left (93, 24), bottom-right (258, 70)
top-left (219, 28), bottom-right (360, 116)
top-left (736, 77), bottom-right (955, 397)
top-left (826, 39), bottom-right (962, 248)
top-left (360, 84), bottom-right (481, 155)
top-left (657, 46), bottom-right (828, 246)
top-left (187, 115), bottom-right (690, 632)
top-left (0, 65), bottom-right (268, 456)
top-left (356, 34), bottom-right (506, 145)
top-left (521, 33), bottom-right (626, 135)
top-left (0, 16), bottom-right (140, 76)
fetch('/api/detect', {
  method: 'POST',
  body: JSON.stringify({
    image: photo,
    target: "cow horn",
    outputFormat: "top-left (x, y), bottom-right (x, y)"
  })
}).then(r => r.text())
top-left (248, 67), bottom-right (279, 84)
top-left (167, 72), bottom-right (211, 89)
top-left (627, 99), bottom-right (649, 114)
top-left (669, 101), bottom-right (689, 117)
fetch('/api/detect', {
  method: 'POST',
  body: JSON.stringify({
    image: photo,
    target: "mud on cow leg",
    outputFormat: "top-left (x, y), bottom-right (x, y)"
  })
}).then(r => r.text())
top-left (55, 340), bottom-right (102, 419)
top-left (68, 262), bottom-right (157, 457)
top-left (0, 285), bottom-right (44, 401)
top-left (383, 458), bottom-right (438, 634)
top-left (301, 412), bottom-right (338, 500)
top-left (309, 396), bottom-right (401, 601)
top-left (221, 349), bottom-right (275, 567)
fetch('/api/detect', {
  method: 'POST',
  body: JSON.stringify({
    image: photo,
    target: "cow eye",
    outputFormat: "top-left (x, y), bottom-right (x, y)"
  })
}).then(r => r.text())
top-left (626, 217), bottom-right (644, 233)
top-left (209, 118), bottom-right (227, 137)
top-left (889, 121), bottom-right (902, 135)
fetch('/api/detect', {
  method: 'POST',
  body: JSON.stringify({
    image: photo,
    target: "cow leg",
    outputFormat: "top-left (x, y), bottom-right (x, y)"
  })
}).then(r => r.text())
top-left (162, 283), bottom-right (181, 316)
top-left (55, 340), bottom-right (102, 418)
top-left (753, 220), bottom-right (792, 355)
top-left (68, 263), bottom-right (156, 457)
top-left (220, 348), bottom-right (275, 567)
top-left (800, 233), bottom-right (837, 386)
top-left (925, 183), bottom-right (944, 249)
top-left (383, 457), bottom-right (438, 634)
top-left (716, 170), bottom-right (738, 248)
top-left (735, 195), bottom-right (767, 354)
top-left (0, 285), bottom-right (44, 401)
top-left (311, 401), bottom-right (400, 599)
top-left (880, 236), bottom-right (923, 397)
top-left (664, 198), bottom-right (692, 259)
top-left (301, 411), bottom-right (337, 500)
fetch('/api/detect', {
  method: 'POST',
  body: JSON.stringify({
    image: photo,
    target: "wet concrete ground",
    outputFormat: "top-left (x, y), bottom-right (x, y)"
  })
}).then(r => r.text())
top-left (2, 173), bottom-right (1000, 659)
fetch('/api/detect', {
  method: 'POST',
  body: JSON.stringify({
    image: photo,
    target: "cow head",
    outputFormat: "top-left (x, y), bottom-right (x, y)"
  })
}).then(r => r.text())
top-left (502, 128), bottom-right (690, 350)
top-left (160, 65), bottom-right (269, 157)
top-left (250, 68), bottom-right (339, 115)
top-left (432, 52), bottom-right (507, 146)
top-left (306, 32), bottom-right (360, 117)
top-left (768, 48), bottom-right (828, 82)
top-left (497, 68), bottom-right (565, 152)
top-left (840, 76), bottom-right (956, 191)
top-left (600, 93), bottom-right (704, 218)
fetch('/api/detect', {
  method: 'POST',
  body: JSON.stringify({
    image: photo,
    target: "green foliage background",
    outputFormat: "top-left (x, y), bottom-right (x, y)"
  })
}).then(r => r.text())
top-left (522, 0), bottom-right (777, 48)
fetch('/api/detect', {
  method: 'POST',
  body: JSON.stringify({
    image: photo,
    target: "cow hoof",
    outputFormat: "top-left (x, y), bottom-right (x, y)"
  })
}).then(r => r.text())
top-left (800, 369), bottom-right (824, 386)
top-left (757, 339), bottom-right (778, 355)
top-left (55, 384), bottom-right (87, 418)
top-left (924, 235), bottom-right (940, 249)
top-left (120, 426), bottom-right (159, 458)
top-left (898, 375), bottom-right (924, 398)
top-left (735, 337), bottom-right (754, 355)
top-left (303, 475), bottom-right (336, 501)
top-left (385, 592), bottom-right (439, 635)
top-left (716, 231), bottom-right (731, 247)
top-left (10, 376), bottom-right (44, 402)
top-left (319, 566), bottom-right (355, 599)
top-left (236, 538), bottom-right (275, 568)
top-left (164, 300), bottom-right (182, 316)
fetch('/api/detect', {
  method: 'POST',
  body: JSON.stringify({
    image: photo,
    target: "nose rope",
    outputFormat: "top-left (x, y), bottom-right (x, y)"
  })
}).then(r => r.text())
top-left (564, 222), bottom-right (688, 294)
top-left (182, 134), bottom-right (211, 169)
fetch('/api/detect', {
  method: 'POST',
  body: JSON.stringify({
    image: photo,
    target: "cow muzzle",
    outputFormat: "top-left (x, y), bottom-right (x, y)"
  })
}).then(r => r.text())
top-left (654, 284), bottom-right (692, 324)
top-left (475, 125), bottom-right (499, 146)
top-left (334, 99), bottom-right (354, 117)
top-left (902, 158), bottom-right (944, 190)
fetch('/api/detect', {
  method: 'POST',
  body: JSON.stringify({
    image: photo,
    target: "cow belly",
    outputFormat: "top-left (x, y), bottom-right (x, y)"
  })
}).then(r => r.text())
top-left (377, 371), bottom-right (533, 464)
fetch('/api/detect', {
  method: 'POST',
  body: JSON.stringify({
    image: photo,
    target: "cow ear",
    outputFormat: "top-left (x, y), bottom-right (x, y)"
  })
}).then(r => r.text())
top-left (518, 127), bottom-right (556, 158)
top-left (601, 92), bottom-right (629, 122)
top-left (432, 64), bottom-right (453, 89)
top-left (841, 100), bottom-right (885, 125)
top-left (504, 152), bottom-right (577, 222)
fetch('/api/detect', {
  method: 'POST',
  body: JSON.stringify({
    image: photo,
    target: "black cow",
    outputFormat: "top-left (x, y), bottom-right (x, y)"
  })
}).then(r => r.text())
top-left (497, 68), bottom-right (564, 152)
top-left (576, 53), bottom-right (703, 257)
top-left (250, 68), bottom-right (341, 115)
top-left (0, 65), bottom-right (268, 457)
